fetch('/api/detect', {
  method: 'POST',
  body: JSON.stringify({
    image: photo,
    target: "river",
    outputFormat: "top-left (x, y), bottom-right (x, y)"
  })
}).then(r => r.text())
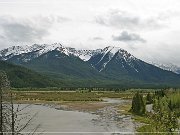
top-left (16, 99), bottom-right (136, 135)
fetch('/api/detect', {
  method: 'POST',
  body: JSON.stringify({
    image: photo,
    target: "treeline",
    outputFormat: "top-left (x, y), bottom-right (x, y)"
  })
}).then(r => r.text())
top-left (13, 87), bottom-right (130, 91)
top-left (0, 60), bottom-right (60, 88)
top-left (13, 87), bottom-right (180, 92)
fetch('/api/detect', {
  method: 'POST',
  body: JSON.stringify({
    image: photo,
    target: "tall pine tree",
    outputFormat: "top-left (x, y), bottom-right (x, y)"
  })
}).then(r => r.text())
top-left (131, 92), bottom-right (146, 115)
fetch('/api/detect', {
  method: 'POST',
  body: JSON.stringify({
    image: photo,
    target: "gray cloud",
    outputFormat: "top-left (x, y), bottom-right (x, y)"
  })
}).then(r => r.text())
top-left (112, 31), bottom-right (146, 43)
top-left (0, 35), bottom-right (5, 40)
top-left (0, 16), bottom-right (53, 43)
top-left (0, 15), bottom-right (71, 46)
top-left (1, 22), bottom-right (49, 42)
top-left (96, 9), bottom-right (163, 30)
top-left (57, 16), bottom-right (71, 23)
top-left (92, 37), bottom-right (104, 40)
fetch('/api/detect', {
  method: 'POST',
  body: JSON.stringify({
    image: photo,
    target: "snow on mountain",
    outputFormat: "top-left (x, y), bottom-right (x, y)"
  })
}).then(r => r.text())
top-left (1, 43), bottom-right (180, 76)
top-left (150, 62), bottom-right (180, 74)
top-left (0, 44), bottom-right (44, 60)
top-left (0, 44), bottom-right (139, 72)
top-left (0, 43), bottom-right (102, 62)
top-left (98, 46), bottom-right (136, 63)
top-left (72, 49), bottom-right (102, 61)
top-left (89, 46), bottom-right (138, 72)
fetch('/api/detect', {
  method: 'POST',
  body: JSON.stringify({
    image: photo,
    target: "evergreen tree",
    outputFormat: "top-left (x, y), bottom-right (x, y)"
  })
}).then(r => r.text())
top-left (146, 92), bottom-right (153, 104)
top-left (152, 94), bottom-right (178, 132)
top-left (131, 92), bottom-right (146, 115)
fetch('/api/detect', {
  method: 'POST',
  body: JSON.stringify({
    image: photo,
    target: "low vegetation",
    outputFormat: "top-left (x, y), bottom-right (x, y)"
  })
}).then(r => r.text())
top-left (130, 89), bottom-right (180, 134)
top-left (13, 90), bottom-right (134, 102)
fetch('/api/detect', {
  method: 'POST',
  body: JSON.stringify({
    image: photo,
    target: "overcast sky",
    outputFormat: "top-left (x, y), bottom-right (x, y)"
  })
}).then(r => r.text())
top-left (0, 0), bottom-right (180, 66)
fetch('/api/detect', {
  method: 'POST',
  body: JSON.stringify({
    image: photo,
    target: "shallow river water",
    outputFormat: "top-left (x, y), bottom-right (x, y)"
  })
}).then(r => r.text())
top-left (17, 99), bottom-right (136, 135)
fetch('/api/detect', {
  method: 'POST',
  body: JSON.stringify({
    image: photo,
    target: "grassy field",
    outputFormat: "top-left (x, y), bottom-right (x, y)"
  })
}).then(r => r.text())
top-left (12, 87), bottom-right (159, 102)
top-left (13, 90), bottom-right (134, 102)
top-left (12, 90), bottom-right (135, 112)
top-left (117, 103), bottom-right (132, 115)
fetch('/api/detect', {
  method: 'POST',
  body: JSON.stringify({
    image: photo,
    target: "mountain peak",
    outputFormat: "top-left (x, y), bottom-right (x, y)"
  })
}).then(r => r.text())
top-left (102, 46), bottom-right (136, 61)
top-left (104, 46), bottom-right (123, 52)
top-left (87, 46), bottom-right (138, 72)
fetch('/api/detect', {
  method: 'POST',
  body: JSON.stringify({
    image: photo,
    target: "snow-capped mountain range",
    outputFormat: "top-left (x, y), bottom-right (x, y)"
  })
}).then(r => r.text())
top-left (150, 62), bottom-right (180, 74)
top-left (0, 43), bottom-right (137, 71)
top-left (0, 43), bottom-right (100, 61)
top-left (0, 43), bottom-right (180, 74)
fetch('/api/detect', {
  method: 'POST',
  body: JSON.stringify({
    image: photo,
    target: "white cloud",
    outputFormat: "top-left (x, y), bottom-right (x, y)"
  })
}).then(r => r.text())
top-left (95, 9), bottom-right (165, 31)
